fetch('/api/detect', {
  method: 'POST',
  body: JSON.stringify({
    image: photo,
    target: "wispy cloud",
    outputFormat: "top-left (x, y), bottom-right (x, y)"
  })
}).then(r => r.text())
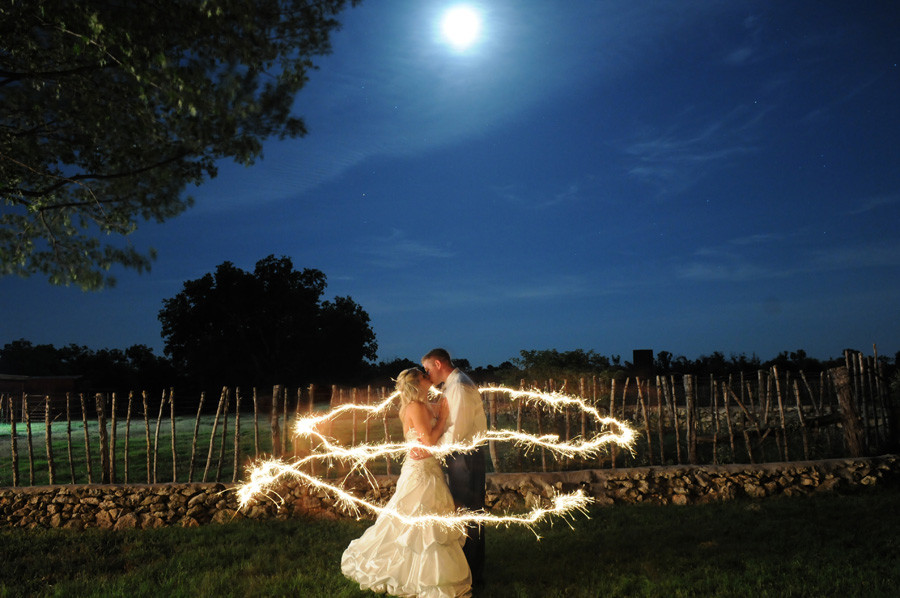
top-left (845, 194), bottom-right (900, 216)
top-left (624, 107), bottom-right (761, 196)
top-left (492, 175), bottom-right (598, 210)
top-left (361, 229), bottom-right (454, 269)
top-left (677, 234), bottom-right (900, 282)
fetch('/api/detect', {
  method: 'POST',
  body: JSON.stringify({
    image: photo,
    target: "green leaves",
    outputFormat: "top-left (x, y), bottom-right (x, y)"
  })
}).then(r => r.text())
top-left (1, 0), bottom-right (358, 289)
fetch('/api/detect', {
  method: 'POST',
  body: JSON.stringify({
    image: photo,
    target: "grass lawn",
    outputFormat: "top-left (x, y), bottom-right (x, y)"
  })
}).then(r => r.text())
top-left (1, 487), bottom-right (898, 597)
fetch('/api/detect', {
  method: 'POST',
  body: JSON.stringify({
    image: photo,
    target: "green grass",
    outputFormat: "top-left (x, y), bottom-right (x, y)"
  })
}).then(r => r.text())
top-left (0, 487), bottom-right (898, 597)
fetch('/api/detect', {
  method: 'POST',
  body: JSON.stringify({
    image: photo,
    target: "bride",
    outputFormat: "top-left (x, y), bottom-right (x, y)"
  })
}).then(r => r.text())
top-left (341, 367), bottom-right (472, 598)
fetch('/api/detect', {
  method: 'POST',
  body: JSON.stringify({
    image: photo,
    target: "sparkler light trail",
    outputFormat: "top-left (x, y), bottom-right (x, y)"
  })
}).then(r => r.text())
top-left (236, 385), bottom-right (636, 530)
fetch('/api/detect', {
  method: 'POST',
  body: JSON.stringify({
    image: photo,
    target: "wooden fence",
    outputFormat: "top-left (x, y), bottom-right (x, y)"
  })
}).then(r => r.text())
top-left (0, 351), bottom-right (894, 488)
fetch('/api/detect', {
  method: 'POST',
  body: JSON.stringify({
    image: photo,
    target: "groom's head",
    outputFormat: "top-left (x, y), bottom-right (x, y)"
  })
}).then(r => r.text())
top-left (421, 347), bottom-right (453, 385)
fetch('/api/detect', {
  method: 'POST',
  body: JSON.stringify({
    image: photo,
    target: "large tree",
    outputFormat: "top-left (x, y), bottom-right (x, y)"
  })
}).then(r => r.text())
top-left (158, 255), bottom-right (377, 388)
top-left (0, 0), bottom-right (357, 289)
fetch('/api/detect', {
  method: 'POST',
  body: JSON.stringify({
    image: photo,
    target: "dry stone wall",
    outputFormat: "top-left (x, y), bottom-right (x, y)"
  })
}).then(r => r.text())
top-left (1, 455), bottom-right (897, 530)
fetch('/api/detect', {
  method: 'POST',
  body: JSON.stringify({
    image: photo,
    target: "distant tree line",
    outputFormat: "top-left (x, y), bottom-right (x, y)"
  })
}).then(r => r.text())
top-left (2, 256), bottom-right (897, 397)
top-left (3, 341), bottom-right (898, 398)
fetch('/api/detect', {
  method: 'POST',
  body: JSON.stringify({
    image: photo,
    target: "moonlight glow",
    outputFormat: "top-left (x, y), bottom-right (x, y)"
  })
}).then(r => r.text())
top-left (440, 5), bottom-right (482, 51)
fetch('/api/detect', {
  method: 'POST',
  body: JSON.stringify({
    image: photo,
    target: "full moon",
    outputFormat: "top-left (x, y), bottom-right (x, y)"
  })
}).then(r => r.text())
top-left (441, 5), bottom-right (482, 51)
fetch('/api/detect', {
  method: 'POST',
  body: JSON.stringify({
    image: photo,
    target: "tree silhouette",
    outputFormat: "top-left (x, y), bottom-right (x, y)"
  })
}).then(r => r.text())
top-left (158, 255), bottom-right (376, 389)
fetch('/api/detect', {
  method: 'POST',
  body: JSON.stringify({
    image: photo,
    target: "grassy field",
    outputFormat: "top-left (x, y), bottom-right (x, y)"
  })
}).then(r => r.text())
top-left (0, 408), bottom-right (408, 487)
top-left (0, 487), bottom-right (897, 597)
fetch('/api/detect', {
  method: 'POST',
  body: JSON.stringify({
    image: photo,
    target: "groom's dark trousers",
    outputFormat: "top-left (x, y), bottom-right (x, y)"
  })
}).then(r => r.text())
top-left (446, 445), bottom-right (486, 585)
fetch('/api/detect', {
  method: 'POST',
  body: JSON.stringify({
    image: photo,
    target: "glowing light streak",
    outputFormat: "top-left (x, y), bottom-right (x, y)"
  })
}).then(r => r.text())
top-left (236, 385), bottom-right (636, 530)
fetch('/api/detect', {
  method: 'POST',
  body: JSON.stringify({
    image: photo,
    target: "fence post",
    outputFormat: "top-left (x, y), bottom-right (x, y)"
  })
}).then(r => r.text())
top-left (771, 367), bottom-right (789, 461)
top-left (252, 388), bottom-right (260, 459)
top-left (381, 387), bottom-right (392, 475)
top-left (45, 395), bottom-right (56, 485)
top-left (203, 387), bottom-right (227, 482)
top-left (215, 388), bottom-right (230, 482)
top-left (636, 378), bottom-right (652, 465)
top-left (152, 390), bottom-right (166, 484)
top-left (308, 384), bottom-right (317, 476)
top-left (271, 385), bottom-right (282, 458)
top-left (684, 375), bottom-right (697, 464)
top-left (141, 391), bottom-right (151, 484)
top-left (188, 391), bottom-right (206, 483)
top-left (65, 392), bottom-right (76, 484)
top-left (830, 366), bottom-right (865, 457)
top-left (487, 390), bottom-right (500, 472)
top-left (233, 387), bottom-right (243, 483)
top-left (609, 378), bottom-right (617, 469)
top-left (109, 393), bottom-right (117, 483)
top-left (169, 389), bottom-right (177, 482)
top-left (124, 391), bottom-right (133, 484)
top-left (23, 395), bottom-right (36, 485)
top-left (10, 395), bottom-right (19, 487)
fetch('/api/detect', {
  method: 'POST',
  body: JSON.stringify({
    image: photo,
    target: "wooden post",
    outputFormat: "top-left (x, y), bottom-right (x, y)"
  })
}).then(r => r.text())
top-left (609, 378), bottom-right (617, 469)
top-left (381, 387), bottom-right (392, 475)
top-left (536, 386), bottom-right (547, 473)
top-left (152, 390), bottom-right (166, 483)
top-left (142, 391), bottom-right (151, 484)
top-left (711, 378), bottom-right (719, 465)
top-left (252, 388), bottom-right (260, 459)
top-left (294, 388), bottom-right (303, 457)
top-left (95, 393), bottom-right (111, 484)
top-left (203, 387), bottom-right (227, 482)
top-left (793, 378), bottom-right (810, 460)
top-left (772, 367), bottom-right (789, 461)
top-left (124, 391), bottom-right (133, 484)
top-left (282, 386), bottom-right (290, 456)
top-left (44, 396), bottom-right (56, 485)
top-left (215, 388), bottom-right (229, 482)
top-left (351, 387), bottom-right (358, 446)
top-left (663, 376), bottom-right (681, 464)
top-left (188, 390), bottom-right (206, 483)
top-left (308, 384), bottom-right (317, 476)
top-left (517, 379), bottom-right (526, 471)
top-left (271, 385), bottom-right (282, 458)
top-left (684, 376), bottom-right (697, 464)
top-left (723, 380), bottom-right (737, 462)
top-left (80, 393), bottom-right (94, 484)
top-left (65, 392), bottom-right (76, 484)
top-left (655, 375), bottom-right (665, 465)
top-left (109, 393), bottom-right (118, 483)
top-left (169, 389), bottom-right (177, 482)
top-left (10, 394), bottom-right (19, 487)
top-left (233, 388), bottom-right (242, 483)
top-left (365, 386), bottom-right (372, 444)
top-left (637, 378), bottom-right (652, 465)
top-left (23, 396), bottom-right (35, 486)
top-left (579, 378), bottom-right (588, 440)
top-left (830, 366), bottom-right (865, 457)
top-left (488, 390), bottom-right (500, 472)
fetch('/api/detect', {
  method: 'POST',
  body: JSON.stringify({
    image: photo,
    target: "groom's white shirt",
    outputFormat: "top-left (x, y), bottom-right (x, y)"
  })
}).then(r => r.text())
top-left (438, 368), bottom-right (487, 446)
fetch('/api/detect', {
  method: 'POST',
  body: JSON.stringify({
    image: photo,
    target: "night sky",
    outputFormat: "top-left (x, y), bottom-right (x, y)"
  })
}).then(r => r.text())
top-left (2, 1), bottom-right (898, 367)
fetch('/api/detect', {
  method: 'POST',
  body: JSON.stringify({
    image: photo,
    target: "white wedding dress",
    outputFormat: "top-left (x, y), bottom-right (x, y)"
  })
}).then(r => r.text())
top-left (341, 429), bottom-right (472, 598)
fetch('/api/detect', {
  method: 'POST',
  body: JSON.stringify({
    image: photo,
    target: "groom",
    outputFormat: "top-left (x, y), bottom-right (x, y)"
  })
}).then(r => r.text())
top-left (421, 348), bottom-right (488, 586)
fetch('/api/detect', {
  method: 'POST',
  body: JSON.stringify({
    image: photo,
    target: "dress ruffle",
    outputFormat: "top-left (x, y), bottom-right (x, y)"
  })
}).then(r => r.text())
top-left (341, 449), bottom-right (471, 598)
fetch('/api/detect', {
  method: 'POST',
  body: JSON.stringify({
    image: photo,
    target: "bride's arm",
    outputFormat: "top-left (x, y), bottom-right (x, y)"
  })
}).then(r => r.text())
top-left (407, 402), bottom-right (446, 446)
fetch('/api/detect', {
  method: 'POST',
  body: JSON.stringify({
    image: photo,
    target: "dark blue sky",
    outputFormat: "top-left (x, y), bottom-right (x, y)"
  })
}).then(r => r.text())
top-left (2, 1), bottom-right (898, 366)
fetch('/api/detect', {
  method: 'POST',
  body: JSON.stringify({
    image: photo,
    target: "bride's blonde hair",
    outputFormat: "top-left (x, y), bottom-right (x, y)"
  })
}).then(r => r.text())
top-left (395, 367), bottom-right (426, 420)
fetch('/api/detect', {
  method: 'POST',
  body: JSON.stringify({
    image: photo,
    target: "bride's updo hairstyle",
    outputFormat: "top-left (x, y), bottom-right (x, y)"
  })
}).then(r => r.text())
top-left (395, 367), bottom-right (426, 419)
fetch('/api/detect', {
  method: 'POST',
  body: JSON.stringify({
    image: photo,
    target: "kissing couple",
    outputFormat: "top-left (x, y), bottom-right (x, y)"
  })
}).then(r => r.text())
top-left (342, 348), bottom-right (488, 597)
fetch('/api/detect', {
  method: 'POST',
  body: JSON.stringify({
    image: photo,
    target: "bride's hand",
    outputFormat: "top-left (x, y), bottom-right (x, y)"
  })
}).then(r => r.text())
top-left (409, 446), bottom-right (430, 460)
